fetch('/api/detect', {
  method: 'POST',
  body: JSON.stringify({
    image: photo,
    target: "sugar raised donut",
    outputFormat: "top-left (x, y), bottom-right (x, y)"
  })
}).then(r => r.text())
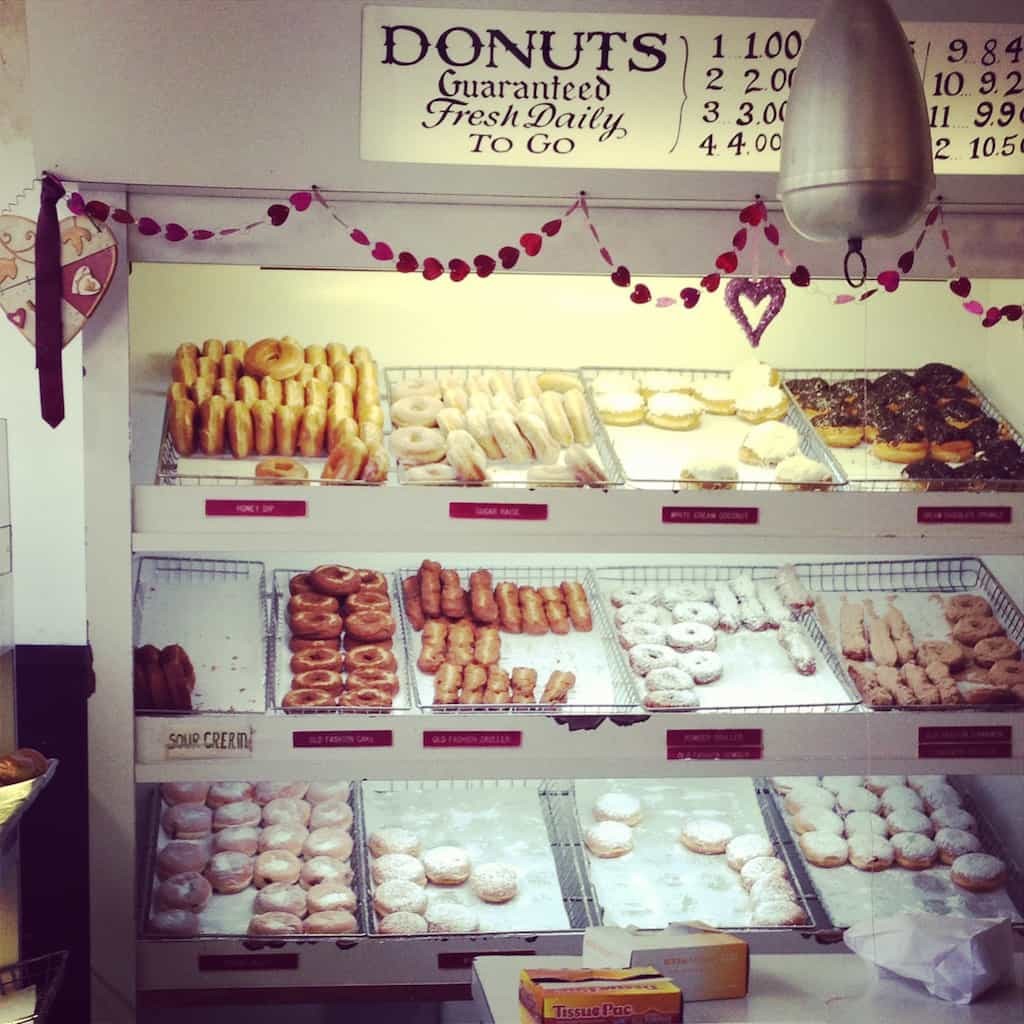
top-left (303, 827), bottom-right (354, 861)
top-left (390, 426), bottom-right (446, 466)
top-left (680, 820), bottom-right (734, 855)
top-left (935, 828), bottom-right (982, 865)
top-left (254, 849), bottom-right (302, 888)
top-left (950, 853), bottom-right (1006, 893)
top-left (307, 882), bottom-right (357, 915)
top-left (848, 834), bottom-right (894, 872)
top-left (368, 827), bottom-right (420, 858)
top-left (879, 786), bottom-right (923, 816)
top-left (254, 882), bottom-right (308, 918)
top-left (844, 812), bottom-right (888, 838)
top-left (725, 834), bottom-right (774, 871)
top-left (471, 863), bottom-right (518, 903)
top-left (834, 787), bottom-right (880, 816)
top-left (213, 825), bottom-right (260, 856)
top-left (378, 911), bottom-right (428, 934)
top-left (248, 911), bottom-right (304, 936)
top-left (919, 782), bottom-right (962, 814)
top-left (374, 879), bottom-right (428, 917)
top-left (585, 821), bottom-right (634, 858)
top-left (930, 806), bottom-right (976, 833)
top-left (784, 785), bottom-right (835, 816)
top-left (301, 856), bottom-right (353, 890)
top-left (422, 846), bottom-right (471, 885)
top-left (205, 851), bottom-right (254, 894)
top-left (885, 809), bottom-right (934, 838)
top-left (740, 856), bottom-right (788, 890)
top-left (799, 832), bottom-right (849, 868)
top-left (793, 809), bottom-right (845, 836)
top-left (593, 793), bottom-right (643, 827)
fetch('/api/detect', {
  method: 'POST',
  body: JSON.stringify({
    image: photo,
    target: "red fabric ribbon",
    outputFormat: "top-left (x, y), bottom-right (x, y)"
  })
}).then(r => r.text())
top-left (35, 173), bottom-right (66, 427)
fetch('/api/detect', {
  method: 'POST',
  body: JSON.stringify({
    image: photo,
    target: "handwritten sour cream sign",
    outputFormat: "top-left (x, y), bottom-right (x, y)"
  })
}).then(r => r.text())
top-left (360, 6), bottom-right (1024, 173)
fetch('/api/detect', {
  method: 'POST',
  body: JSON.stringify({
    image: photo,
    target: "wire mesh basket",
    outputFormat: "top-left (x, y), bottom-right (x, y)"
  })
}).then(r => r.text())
top-left (0, 952), bottom-right (68, 1024)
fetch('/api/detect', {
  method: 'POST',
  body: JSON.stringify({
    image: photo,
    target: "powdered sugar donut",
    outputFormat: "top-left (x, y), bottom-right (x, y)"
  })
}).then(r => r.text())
top-left (950, 853), bottom-right (1006, 893)
top-left (907, 774), bottom-right (943, 793)
top-left (254, 882), bottom-right (308, 918)
top-left (619, 622), bottom-right (666, 649)
top-left (156, 841), bottom-right (208, 880)
top-left (644, 689), bottom-right (700, 709)
top-left (368, 827), bottom-right (421, 858)
top-left (379, 911), bottom-right (428, 934)
top-left (594, 793), bottom-right (643, 826)
top-left (615, 604), bottom-right (663, 628)
top-left (725, 834), bottom-right (774, 871)
top-left (935, 828), bottom-right (982, 865)
top-left (206, 781), bottom-right (254, 807)
top-left (248, 912), bottom-right (303, 936)
top-left (300, 856), bottom-right (353, 890)
top-left (740, 856), bottom-right (788, 890)
top-left (374, 880), bottom-right (428, 917)
top-left (585, 821), bottom-right (634, 858)
top-left (890, 832), bottom-right (937, 870)
top-left (149, 909), bottom-right (200, 938)
top-left (799, 832), bottom-right (848, 868)
top-left (156, 871), bottom-right (212, 913)
top-left (302, 827), bottom-right (354, 862)
top-left (629, 643), bottom-right (679, 676)
top-left (422, 846), bottom-right (471, 885)
top-left (252, 782), bottom-right (309, 806)
top-left (879, 786), bottom-right (923, 816)
top-left (258, 824), bottom-right (308, 856)
top-left (307, 882), bottom-right (357, 915)
top-left (262, 797), bottom-right (311, 827)
top-left (306, 781), bottom-right (351, 805)
top-left (834, 787), bottom-right (880, 816)
top-left (471, 863), bottom-right (518, 903)
top-left (680, 820), bottom-right (734, 855)
top-left (750, 875), bottom-right (797, 904)
top-left (611, 585), bottom-right (658, 607)
top-left (253, 849), bottom-right (302, 888)
top-left (751, 900), bottom-right (807, 926)
top-left (820, 776), bottom-right (864, 794)
top-left (213, 825), bottom-right (260, 856)
top-left (426, 900), bottom-right (479, 933)
top-left (886, 809), bottom-right (934, 838)
top-left (844, 812), bottom-right (888, 838)
top-left (666, 622), bottom-right (717, 653)
top-left (303, 910), bottom-right (358, 934)
top-left (162, 802), bottom-right (213, 840)
top-left (644, 667), bottom-right (695, 693)
top-left (205, 851), bottom-right (254, 894)
top-left (793, 808), bottom-right (845, 836)
top-left (309, 798), bottom-right (353, 831)
top-left (660, 583), bottom-right (712, 606)
top-left (864, 775), bottom-right (907, 796)
top-left (213, 800), bottom-right (261, 832)
top-left (848, 834), bottom-right (894, 872)
top-left (675, 650), bottom-right (723, 684)
top-left (930, 806), bottom-right (976, 833)
top-left (372, 854), bottom-right (426, 887)
top-left (670, 602), bottom-right (720, 628)
top-left (919, 782), bottom-right (962, 814)
top-left (783, 785), bottom-right (835, 816)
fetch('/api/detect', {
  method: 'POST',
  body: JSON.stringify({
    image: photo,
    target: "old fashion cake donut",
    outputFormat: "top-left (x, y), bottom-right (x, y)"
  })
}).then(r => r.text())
top-left (309, 564), bottom-right (360, 597)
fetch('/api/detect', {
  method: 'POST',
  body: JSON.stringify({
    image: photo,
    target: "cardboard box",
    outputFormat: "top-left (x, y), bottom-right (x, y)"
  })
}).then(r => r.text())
top-left (518, 966), bottom-right (682, 1024)
top-left (582, 925), bottom-right (749, 1003)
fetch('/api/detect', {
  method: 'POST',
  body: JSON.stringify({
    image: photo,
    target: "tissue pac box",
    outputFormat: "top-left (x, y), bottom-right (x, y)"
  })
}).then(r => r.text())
top-left (583, 926), bottom-right (749, 1002)
top-left (518, 966), bottom-right (682, 1024)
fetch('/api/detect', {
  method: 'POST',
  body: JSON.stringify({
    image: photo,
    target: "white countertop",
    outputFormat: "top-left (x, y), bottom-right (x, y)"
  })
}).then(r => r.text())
top-left (472, 954), bottom-right (1024, 1024)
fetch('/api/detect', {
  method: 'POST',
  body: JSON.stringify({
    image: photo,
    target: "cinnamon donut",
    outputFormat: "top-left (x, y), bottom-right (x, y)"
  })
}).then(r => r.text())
top-left (290, 611), bottom-right (344, 639)
top-left (989, 658), bottom-right (1024, 689)
top-left (243, 338), bottom-right (304, 381)
top-left (282, 688), bottom-right (339, 709)
top-left (205, 851), bottom-right (254, 894)
top-left (345, 610), bottom-right (396, 643)
top-left (288, 593), bottom-right (340, 615)
top-left (254, 882), bottom-right (308, 918)
top-left (258, 823), bottom-right (309, 856)
top-left (307, 882), bottom-right (357, 915)
top-left (248, 912), bottom-right (304, 936)
top-left (290, 648), bottom-right (344, 675)
top-left (310, 564), bottom-right (361, 597)
top-left (951, 614), bottom-right (1004, 646)
top-left (944, 594), bottom-right (992, 622)
top-left (345, 645), bottom-right (397, 673)
top-left (254, 849), bottom-right (302, 888)
top-left (156, 871), bottom-right (212, 912)
top-left (971, 637), bottom-right (1019, 667)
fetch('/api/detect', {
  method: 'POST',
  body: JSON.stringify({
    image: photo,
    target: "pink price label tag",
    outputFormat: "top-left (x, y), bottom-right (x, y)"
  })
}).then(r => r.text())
top-left (449, 501), bottom-right (548, 521)
top-left (292, 730), bottom-right (393, 749)
top-left (423, 730), bottom-right (522, 749)
top-left (667, 728), bottom-right (763, 761)
top-left (918, 725), bottom-right (1012, 759)
top-left (917, 506), bottom-right (1012, 525)
top-left (205, 499), bottom-right (307, 518)
top-left (198, 954), bottom-right (299, 972)
top-left (663, 506), bottom-right (759, 525)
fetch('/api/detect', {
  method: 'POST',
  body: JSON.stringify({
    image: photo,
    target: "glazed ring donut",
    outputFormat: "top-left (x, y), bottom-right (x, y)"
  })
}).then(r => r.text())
top-left (289, 573), bottom-right (316, 595)
top-left (390, 377), bottom-right (441, 402)
top-left (290, 648), bottom-right (345, 674)
top-left (951, 614), bottom-right (1004, 646)
top-left (972, 637), bottom-right (1020, 668)
top-left (340, 686), bottom-right (392, 707)
top-left (345, 590), bottom-right (391, 614)
top-left (345, 645), bottom-right (397, 673)
top-left (347, 668), bottom-right (400, 695)
top-left (288, 593), bottom-right (340, 615)
top-left (390, 426), bottom-right (446, 467)
top-left (390, 395), bottom-right (442, 428)
top-left (243, 338), bottom-right (304, 381)
top-left (289, 636), bottom-right (340, 654)
top-left (292, 669), bottom-right (344, 692)
top-left (290, 610), bottom-right (344, 638)
top-left (282, 688), bottom-right (339, 709)
top-left (405, 463), bottom-right (458, 484)
top-left (989, 658), bottom-right (1024, 688)
top-left (945, 594), bottom-right (992, 622)
top-left (310, 564), bottom-right (361, 597)
top-left (255, 458), bottom-right (309, 482)
top-left (345, 610), bottom-right (396, 642)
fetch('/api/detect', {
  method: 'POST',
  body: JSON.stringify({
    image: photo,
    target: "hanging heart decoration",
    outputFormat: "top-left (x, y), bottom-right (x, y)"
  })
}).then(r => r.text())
top-left (724, 277), bottom-right (787, 348)
top-left (0, 212), bottom-right (118, 349)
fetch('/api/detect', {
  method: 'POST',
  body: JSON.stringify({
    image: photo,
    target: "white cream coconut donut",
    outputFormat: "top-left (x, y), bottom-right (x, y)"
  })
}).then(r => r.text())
top-left (422, 846), bottom-right (472, 885)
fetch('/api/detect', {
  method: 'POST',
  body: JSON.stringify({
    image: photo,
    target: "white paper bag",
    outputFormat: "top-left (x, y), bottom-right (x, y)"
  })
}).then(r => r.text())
top-left (844, 913), bottom-right (1013, 1004)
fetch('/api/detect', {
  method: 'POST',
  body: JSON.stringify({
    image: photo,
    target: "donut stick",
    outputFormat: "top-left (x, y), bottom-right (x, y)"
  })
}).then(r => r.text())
top-left (433, 663), bottom-right (462, 705)
top-left (484, 666), bottom-right (512, 704)
top-left (440, 570), bottom-right (469, 620)
top-left (563, 389), bottom-right (593, 445)
top-left (864, 601), bottom-right (898, 668)
top-left (468, 570), bottom-right (499, 624)
top-left (924, 661), bottom-right (963, 705)
top-left (518, 587), bottom-right (549, 635)
top-left (847, 663), bottom-right (894, 707)
top-left (465, 408), bottom-right (503, 460)
top-left (160, 644), bottom-right (196, 711)
top-left (250, 400), bottom-right (276, 455)
top-left (517, 410), bottom-right (560, 463)
top-left (170, 399), bottom-right (197, 455)
top-left (839, 601), bottom-right (868, 662)
top-left (755, 581), bottom-right (789, 628)
top-left (418, 560), bottom-right (442, 618)
top-left (275, 405), bottom-right (301, 456)
top-left (884, 604), bottom-right (917, 666)
top-left (401, 576), bottom-right (426, 631)
top-left (902, 663), bottom-right (941, 705)
top-left (226, 401), bottom-right (254, 458)
top-left (778, 622), bottom-right (817, 675)
top-left (137, 644), bottom-right (172, 710)
top-left (474, 626), bottom-right (501, 666)
top-left (198, 396), bottom-right (228, 455)
top-left (360, 442), bottom-right (389, 484)
top-left (541, 670), bottom-right (575, 704)
top-left (711, 582), bottom-right (741, 633)
top-left (495, 582), bottom-right (523, 634)
top-left (876, 666), bottom-right (918, 706)
top-left (560, 581), bottom-right (593, 632)
top-left (776, 565), bottom-right (814, 610)
top-left (543, 599), bottom-right (571, 635)
top-left (510, 667), bottom-right (537, 702)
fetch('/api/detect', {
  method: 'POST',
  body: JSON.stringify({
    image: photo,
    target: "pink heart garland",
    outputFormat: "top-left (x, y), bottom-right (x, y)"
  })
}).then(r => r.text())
top-left (84, 200), bottom-right (110, 222)
top-left (738, 203), bottom-right (763, 226)
top-left (680, 288), bottom-right (701, 309)
top-left (835, 294), bottom-right (856, 305)
top-left (859, 288), bottom-right (879, 301)
top-left (611, 266), bottom-right (631, 288)
top-left (732, 229), bottom-right (748, 252)
top-left (982, 307), bottom-right (1002, 328)
top-left (289, 191), bottom-right (312, 212)
top-left (164, 223), bottom-right (188, 242)
top-left (715, 251), bottom-right (739, 274)
top-left (498, 246), bottom-right (520, 270)
top-left (520, 233), bottom-right (543, 257)
top-left (877, 270), bottom-right (900, 293)
top-left (67, 193), bottom-right (86, 215)
top-left (371, 241), bottom-right (394, 261)
top-left (1001, 304), bottom-right (1023, 322)
top-left (700, 273), bottom-right (721, 293)
top-left (112, 208), bottom-right (135, 225)
top-left (219, 228), bottom-right (239, 236)
top-left (267, 204), bottom-right (290, 226)
top-left (598, 246), bottom-right (613, 266)
top-left (192, 229), bottom-right (214, 241)
top-left (7, 308), bottom-right (26, 329)
top-left (790, 265), bottom-right (811, 288)
top-left (656, 297), bottom-right (676, 308)
top-left (950, 277), bottom-right (972, 298)
top-left (630, 284), bottom-right (651, 305)
top-left (448, 258), bottom-right (470, 282)
top-left (926, 206), bottom-right (940, 226)
top-left (541, 219), bottom-right (562, 237)
top-left (963, 300), bottom-right (984, 315)
top-left (473, 254), bottom-right (496, 278)
top-left (395, 251), bottom-right (419, 273)
top-left (350, 229), bottom-right (370, 246)
top-left (764, 224), bottom-right (780, 246)
top-left (897, 251), bottom-right (914, 274)
top-left (724, 277), bottom-right (786, 348)
top-left (137, 217), bottom-right (161, 236)
top-left (422, 257), bottom-right (444, 281)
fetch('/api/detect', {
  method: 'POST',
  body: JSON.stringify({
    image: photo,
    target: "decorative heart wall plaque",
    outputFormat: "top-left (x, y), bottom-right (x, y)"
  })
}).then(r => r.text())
top-left (0, 212), bottom-right (118, 349)
top-left (724, 277), bottom-right (787, 348)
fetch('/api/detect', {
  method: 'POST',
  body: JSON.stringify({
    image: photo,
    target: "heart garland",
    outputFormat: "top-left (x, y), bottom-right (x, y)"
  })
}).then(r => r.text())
top-left (724, 277), bottom-right (787, 348)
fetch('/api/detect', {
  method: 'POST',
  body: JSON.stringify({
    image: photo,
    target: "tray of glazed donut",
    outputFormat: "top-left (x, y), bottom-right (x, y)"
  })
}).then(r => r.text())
top-left (397, 561), bottom-right (639, 713)
top-left (143, 779), bottom-right (368, 939)
top-left (272, 566), bottom-right (410, 712)
top-left (360, 781), bottom-right (579, 935)
top-left (383, 366), bottom-right (623, 487)
top-left (800, 557), bottom-right (1024, 709)
top-left (134, 557), bottom-right (270, 714)
top-left (565, 778), bottom-right (822, 931)
top-left (596, 565), bottom-right (858, 712)
top-left (580, 360), bottom-right (847, 491)
top-left (770, 774), bottom-right (1024, 928)
top-left (159, 338), bottom-right (392, 485)
top-left (782, 365), bottom-right (1024, 491)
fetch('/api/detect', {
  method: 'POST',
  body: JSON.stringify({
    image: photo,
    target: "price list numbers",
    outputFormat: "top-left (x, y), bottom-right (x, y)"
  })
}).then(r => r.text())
top-left (693, 27), bottom-right (803, 169)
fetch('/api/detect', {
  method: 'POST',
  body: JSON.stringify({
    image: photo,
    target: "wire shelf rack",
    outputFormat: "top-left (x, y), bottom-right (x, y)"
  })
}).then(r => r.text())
top-left (0, 952), bottom-right (68, 1024)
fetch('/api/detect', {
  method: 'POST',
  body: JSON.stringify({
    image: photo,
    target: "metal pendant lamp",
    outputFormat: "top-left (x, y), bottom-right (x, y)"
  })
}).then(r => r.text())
top-left (778, 0), bottom-right (934, 283)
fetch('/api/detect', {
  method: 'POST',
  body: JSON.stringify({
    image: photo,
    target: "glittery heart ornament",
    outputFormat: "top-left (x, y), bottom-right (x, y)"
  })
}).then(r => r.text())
top-left (724, 277), bottom-right (787, 348)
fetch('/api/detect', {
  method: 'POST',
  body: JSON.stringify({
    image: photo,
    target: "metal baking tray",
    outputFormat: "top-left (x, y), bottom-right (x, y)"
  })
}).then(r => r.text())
top-left (359, 780), bottom-right (598, 935)
top-left (594, 564), bottom-right (861, 713)
top-left (793, 557), bottom-right (1024, 711)
top-left (546, 778), bottom-right (829, 934)
top-left (270, 569), bottom-right (411, 714)
top-left (579, 366), bottom-right (848, 490)
top-left (781, 367), bottom-right (1024, 491)
top-left (133, 557), bottom-right (271, 714)
top-left (384, 365), bottom-right (625, 488)
top-left (139, 781), bottom-right (370, 938)
top-left (394, 565), bottom-right (641, 714)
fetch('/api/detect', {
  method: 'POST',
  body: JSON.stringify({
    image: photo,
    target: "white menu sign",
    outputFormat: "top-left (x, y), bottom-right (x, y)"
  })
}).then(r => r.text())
top-left (361, 7), bottom-right (1024, 174)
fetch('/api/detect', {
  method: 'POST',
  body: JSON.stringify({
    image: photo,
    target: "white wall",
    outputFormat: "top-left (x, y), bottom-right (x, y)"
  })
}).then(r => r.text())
top-left (0, 0), bottom-right (86, 644)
